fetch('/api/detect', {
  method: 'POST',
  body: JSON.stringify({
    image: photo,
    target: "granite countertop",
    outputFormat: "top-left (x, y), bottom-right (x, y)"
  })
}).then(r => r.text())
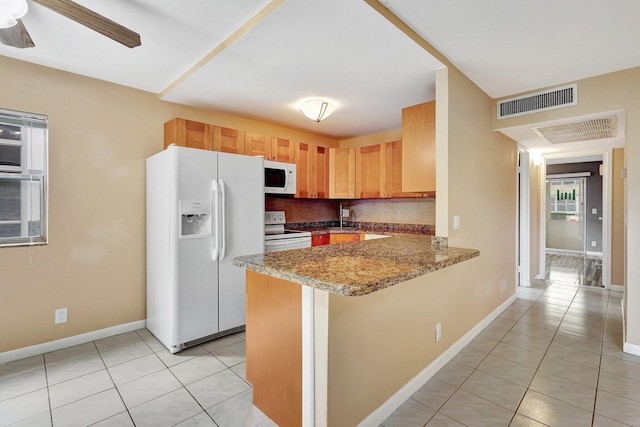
top-left (233, 235), bottom-right (479, 297)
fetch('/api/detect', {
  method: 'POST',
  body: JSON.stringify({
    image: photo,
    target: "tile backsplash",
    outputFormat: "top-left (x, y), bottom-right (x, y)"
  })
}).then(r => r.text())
top-left (266, 196), bottom-right (435, 225)
top-left (266, 197), bottom-right (337, 223)
top-left (344, 198), bottom-right (435, 225)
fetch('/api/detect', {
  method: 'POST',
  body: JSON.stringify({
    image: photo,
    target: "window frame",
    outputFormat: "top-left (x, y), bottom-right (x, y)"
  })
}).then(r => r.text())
top-left (0, 108), bottom-right (48, 247)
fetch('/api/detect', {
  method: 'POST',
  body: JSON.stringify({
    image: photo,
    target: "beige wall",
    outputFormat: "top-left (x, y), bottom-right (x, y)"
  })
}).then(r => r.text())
top-left (326, 260), bottom-right (486, 426)
top-left (494, 67), bottom-right (640, 346)
top-left (340, 128), bottom-right (402, 148)
top-left (612, 148), bottom-right (625, 286)
top-left (0, 56), bottom-right (339, 354)
top-left (325, 64), bottom-right (517, 425)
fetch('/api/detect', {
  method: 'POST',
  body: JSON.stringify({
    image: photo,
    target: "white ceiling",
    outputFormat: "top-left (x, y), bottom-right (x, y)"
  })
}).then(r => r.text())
top-left (2, 0), bottom-right (640, 142)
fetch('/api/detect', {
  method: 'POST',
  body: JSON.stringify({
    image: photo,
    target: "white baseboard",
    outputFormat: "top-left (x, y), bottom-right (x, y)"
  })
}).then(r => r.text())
top-left (356, 293), bottom-right (517, 427)
top-left (0, 320), bottom-right (146, 365)
top-left (623, 341), bottom-right (640, 357)
top-left (608, 283), bottom-right (624, 292)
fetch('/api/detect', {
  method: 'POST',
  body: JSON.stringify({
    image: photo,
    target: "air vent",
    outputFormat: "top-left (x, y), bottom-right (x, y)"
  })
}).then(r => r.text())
top-left (497, 84), bottom-right (577, 119)
top-left (533, 116), bottom-right (617, 144)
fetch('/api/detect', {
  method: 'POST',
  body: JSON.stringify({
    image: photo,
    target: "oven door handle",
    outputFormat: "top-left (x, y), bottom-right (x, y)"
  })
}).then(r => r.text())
top-left (264, 237), bottom-right (311, 253)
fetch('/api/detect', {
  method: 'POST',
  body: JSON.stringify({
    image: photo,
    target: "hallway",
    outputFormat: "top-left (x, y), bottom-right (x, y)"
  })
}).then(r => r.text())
top-left (381, 277), bottom-right (632, 426)
top-left (546, 250), bottom-right (603, 288)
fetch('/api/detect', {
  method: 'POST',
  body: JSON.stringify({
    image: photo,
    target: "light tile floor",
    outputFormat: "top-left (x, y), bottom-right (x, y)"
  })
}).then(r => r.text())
top-left (1, 265), bottom-right (634, 426)
top-left (381, 279), bottom-right (633, 426)
top-left (0, 330), bottom-right (277, 427)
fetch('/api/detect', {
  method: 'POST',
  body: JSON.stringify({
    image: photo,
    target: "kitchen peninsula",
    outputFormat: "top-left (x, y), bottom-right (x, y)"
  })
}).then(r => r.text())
top-left (233, 235), bottom-right (479, 427)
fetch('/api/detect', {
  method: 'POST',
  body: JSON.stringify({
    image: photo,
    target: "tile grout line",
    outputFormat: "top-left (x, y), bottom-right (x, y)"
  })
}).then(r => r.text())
top-left (507, 282), bottom-right (585, 425)
top-left (94, 337), bottom-right (138, 426)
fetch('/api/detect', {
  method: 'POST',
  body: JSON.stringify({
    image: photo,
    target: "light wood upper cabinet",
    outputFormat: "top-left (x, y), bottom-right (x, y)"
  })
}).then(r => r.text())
top-left (295, 142), bottom-right (313, 198)
top-left (213, 126), bottom-right (245, 154)
top-left (164, 118), bottom-right (213, 150)
top-left (294, 142), bottom-right (330, 199)
top-left (315, 145), bottom-right (329, 199)
top-left (329, 148), bottom-right (356, 199)
top-left (356, 144), bottom-right (386, 198)
top-left (386, 140), bottom-right (424, 198)
top-left (402, 101), bottom-right (435, 193)
top-left (245, 132), bottom-right (272, 158)
top-left (271, 137), bottom-right (296, 163)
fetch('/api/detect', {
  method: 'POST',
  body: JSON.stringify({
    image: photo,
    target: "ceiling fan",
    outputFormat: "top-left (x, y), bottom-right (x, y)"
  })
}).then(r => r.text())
top-left (0, 0), bottom-right (141, 49)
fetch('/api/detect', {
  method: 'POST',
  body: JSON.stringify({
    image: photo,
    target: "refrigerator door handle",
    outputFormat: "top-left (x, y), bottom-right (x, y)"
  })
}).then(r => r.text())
top-left (219, 179), bottom-right (227, 260)
top-left (211, 179), bottom-right (219, 261)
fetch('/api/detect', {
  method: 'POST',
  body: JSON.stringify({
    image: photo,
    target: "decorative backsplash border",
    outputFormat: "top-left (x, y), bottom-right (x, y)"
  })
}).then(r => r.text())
top-left (286, 221), bottom-right (435, 235)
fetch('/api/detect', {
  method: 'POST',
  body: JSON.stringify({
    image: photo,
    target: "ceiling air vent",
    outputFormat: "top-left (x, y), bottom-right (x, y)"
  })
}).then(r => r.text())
top-left (497, 84), bottom-right (577, 119)
top-left (533, 115), bottom-right (617, 144)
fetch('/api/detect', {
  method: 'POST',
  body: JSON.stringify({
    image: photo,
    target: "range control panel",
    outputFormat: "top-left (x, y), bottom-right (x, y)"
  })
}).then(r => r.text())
top-left (264, 210), bottom-right (286, 225)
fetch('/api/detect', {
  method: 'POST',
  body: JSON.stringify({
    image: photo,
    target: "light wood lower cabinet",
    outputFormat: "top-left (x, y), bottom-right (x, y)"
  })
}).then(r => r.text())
top-left (312, 234), bottom-right (330, 246)
top-left (329, 233), bottom-right (361, 244)
top-left (329, 148), bottom-right (356, 199)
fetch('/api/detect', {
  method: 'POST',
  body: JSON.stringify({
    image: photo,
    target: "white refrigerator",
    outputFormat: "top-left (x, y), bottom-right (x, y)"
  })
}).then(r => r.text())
top-left (146, 145), bottom-right (264, 353)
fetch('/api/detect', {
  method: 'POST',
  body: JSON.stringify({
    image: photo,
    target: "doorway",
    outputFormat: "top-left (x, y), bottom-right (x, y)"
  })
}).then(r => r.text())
top-left (546, 177), bottom-right (586, 252)
top-left (540, 154), bottom-right (610, 288)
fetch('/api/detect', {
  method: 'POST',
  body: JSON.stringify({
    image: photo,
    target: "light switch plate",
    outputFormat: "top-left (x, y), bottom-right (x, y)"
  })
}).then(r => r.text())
top-left (453, 216), bottom-right (460, 230)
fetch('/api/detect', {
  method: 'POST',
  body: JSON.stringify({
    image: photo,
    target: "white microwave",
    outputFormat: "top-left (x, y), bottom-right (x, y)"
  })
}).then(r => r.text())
top-left (264, 160), bottom-right (296, 195)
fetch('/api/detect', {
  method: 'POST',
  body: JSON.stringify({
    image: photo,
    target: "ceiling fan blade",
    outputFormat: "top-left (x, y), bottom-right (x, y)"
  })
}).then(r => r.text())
top-left (0, 19), bottom-right (35, 48)
top-left (32, 0), bottom-right (141, 48)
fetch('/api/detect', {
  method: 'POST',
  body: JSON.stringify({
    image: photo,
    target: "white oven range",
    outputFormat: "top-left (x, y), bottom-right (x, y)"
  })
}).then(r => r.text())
top-left (264, 211), bottom-right (311, 253)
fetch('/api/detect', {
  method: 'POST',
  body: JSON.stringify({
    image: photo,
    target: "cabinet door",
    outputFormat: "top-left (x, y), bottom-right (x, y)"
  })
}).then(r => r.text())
top-left (386, 140), bottom-right (423, 198)
top-left (245, 133), bottom-right (272, 159)
top-left (315, 146), bottom-right (329, 199)
top-left (164, 118), bottom-right (213, 150)
top-left (271, 137), bottom-right (296, 163)
top-left (356, 144), bottom-right (385, 198)
top-left (295, 142), bottom-right (313, 198)
top-left (329, 233), bottom-right (360, 244)
top-left (312, 234), bottom-right (330, 247)
top-left (213, 126), bottom-right (245, 154)
top-left (329, 148), bottom-right (356, 199)
top-left (402, 101), bottom-right (435, 192)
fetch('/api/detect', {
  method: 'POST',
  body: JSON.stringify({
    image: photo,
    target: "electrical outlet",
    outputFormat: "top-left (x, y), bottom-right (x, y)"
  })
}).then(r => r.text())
top-left (55, 308), bottom-right (68, 324)
top-left (591, 241), bottom-right (597, 247)
top-left (592, 208), bottom-right (598, 215)
top-left (453, 216), bottom-right (460, 230)
top-left (435, 322), bottom-right (442, 342)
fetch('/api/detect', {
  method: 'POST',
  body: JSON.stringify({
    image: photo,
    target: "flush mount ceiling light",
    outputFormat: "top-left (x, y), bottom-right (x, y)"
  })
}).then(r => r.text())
top-left (298, 99), bottom-right (336, 123)
top-left (0, 0), bottom-right (28, 29)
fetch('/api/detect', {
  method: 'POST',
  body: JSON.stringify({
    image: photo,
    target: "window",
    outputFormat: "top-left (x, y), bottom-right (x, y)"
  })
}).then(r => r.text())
top-left (548, 178), bottom-right (582, 222)
top-left (0, 108), bottom-right (48, 246)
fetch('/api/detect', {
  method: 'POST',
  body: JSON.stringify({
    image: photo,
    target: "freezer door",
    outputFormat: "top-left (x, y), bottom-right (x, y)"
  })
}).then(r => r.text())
top-left (174, 147), bottom-right (220, 345)
top-left (217, 152), bottom-right (265, 331)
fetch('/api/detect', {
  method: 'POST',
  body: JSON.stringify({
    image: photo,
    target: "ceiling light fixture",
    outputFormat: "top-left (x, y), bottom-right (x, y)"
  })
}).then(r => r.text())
top-left (0, 0), bottom-right (28, 29)
top-left (299, 99), bottom-right (336, 123)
